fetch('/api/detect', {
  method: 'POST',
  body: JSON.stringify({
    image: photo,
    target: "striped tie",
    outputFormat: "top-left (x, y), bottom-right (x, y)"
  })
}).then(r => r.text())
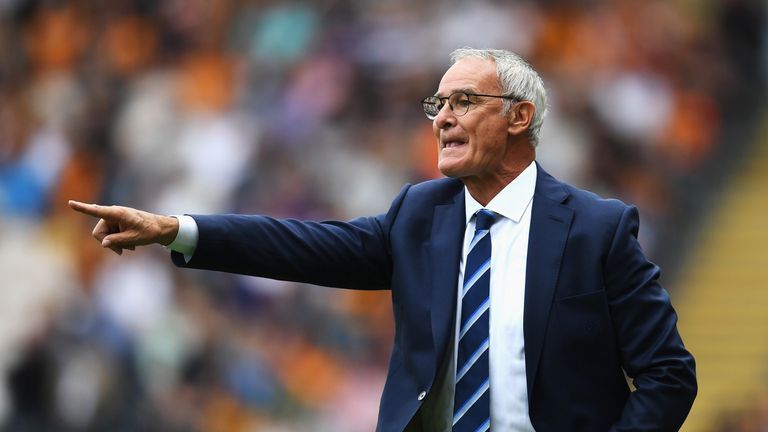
top-left (453, 209), bottom-right (496, 432)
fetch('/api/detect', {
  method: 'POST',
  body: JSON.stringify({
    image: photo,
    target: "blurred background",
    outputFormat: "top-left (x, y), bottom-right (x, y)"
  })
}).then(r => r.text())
top-left (0, 0), bottom-right (766, 430)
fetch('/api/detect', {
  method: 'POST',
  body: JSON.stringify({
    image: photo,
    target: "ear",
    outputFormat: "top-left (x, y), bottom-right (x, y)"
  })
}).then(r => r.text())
top-left (507, 101), bottom-right (535, 137)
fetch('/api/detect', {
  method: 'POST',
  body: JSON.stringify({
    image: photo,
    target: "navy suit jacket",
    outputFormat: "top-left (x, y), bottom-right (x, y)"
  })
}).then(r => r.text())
top-left (172, 164), bottom-right (696, 431)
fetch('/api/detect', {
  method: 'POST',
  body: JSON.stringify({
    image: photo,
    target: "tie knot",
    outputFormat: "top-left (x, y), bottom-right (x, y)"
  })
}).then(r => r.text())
top-left (474, 209), bottom-right (497, 231)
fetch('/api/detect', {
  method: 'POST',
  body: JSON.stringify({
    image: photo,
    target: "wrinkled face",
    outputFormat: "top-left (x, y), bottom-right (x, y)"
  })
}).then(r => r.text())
top-left (433, 58), bottom-right (511, 182)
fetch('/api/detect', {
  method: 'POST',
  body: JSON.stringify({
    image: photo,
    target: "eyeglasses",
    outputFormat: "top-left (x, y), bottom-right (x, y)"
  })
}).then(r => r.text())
top-left (420, 92), bottom-right (519, 120)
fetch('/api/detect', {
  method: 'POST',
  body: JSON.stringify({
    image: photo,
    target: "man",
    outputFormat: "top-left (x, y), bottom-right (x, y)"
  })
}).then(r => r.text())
top-left (71, 48), bottom-right (697, 431)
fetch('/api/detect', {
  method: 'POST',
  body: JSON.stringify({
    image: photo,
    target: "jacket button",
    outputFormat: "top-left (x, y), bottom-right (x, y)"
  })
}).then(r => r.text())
top-left (418, 391), bottom-right (427, 401)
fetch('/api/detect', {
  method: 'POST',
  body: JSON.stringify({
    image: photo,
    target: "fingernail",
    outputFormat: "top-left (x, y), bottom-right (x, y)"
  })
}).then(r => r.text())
top-left (102, 240), bottom-right (111, 247)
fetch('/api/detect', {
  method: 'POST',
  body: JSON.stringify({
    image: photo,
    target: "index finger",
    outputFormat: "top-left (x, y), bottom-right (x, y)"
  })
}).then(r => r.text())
top-left (68, 200), bottom-right (118, 219)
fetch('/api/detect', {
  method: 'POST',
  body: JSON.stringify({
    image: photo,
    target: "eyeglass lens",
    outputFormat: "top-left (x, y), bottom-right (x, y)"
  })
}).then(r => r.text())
top-left (422, 92), bottom-right (472, 119)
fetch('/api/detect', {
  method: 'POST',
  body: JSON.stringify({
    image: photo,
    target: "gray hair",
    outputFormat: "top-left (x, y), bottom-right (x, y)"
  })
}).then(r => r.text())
top-left (450, 48), bottom-right (548, 147)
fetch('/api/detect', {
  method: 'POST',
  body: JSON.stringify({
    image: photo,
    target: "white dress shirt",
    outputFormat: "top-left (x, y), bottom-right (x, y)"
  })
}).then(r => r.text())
top-left (422, 161), bottom-right (537, 431)
top-left (167, 214), bottom-right (198, 260)
top-left (168, 162), bottom-right (538, 431)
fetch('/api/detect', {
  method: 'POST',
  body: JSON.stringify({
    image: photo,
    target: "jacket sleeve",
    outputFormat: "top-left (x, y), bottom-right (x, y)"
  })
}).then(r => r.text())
top-left (606, 205), bottom-right (697, 431)
top-left (171, 184), bottom-right (411, 290)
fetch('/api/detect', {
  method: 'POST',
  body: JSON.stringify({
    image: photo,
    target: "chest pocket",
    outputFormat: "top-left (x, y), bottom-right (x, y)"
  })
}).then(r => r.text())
top-left (553, 290), bottom-right (611, 350)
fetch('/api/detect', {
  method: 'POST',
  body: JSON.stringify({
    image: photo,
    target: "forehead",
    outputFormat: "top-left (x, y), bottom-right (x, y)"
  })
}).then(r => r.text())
top-left (437, 57), bottom-right (500, 96)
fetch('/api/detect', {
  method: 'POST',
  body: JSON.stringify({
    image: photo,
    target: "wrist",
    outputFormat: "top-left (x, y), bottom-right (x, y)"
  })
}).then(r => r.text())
top-left (159, 215), bottom-right (180, 246)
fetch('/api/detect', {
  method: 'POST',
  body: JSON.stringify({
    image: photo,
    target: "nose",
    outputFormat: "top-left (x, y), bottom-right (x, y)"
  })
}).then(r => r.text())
top-left (433, 101), bottom-right (456, 130)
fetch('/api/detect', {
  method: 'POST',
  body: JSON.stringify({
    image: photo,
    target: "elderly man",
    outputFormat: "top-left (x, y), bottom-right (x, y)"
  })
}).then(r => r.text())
top-left (71, 48), bottom-right (696, 431)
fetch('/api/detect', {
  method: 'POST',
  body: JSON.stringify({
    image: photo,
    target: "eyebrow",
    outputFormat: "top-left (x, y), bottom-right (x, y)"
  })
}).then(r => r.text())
top-left (434, 87), bottom-right (478, 98)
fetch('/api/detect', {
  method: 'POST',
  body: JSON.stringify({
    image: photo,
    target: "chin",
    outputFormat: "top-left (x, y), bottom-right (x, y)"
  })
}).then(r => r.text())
top-left (437, 162), bottom-right (464, 179)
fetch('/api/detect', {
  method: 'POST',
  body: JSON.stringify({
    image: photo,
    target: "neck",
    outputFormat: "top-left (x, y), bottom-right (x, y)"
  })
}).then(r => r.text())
top-left (464, 159), bottom-right (534, 206)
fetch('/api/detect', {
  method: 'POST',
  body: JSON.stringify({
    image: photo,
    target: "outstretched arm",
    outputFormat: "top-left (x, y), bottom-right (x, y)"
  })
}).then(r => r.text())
top-left (68, 200), bottom-right (180, 255)
top-left (70, 183), bottom-right (410, 288)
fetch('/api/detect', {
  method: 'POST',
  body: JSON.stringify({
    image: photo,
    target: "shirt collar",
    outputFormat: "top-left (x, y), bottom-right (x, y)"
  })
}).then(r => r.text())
top-left (464, 161), bottom-right (537, 224)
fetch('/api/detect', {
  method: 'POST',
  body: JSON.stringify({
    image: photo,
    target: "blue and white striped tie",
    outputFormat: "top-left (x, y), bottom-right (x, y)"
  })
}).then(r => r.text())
top-left (453, 209), bottom-right (496, 432)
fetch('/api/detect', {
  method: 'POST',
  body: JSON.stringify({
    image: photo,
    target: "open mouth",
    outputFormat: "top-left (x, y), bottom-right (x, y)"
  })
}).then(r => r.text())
top-left (442, 139), bottom-right (467, 149)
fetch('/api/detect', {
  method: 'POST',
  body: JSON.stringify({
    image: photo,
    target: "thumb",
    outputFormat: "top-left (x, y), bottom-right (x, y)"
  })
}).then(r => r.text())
top-left (102, 232), bottom-right (137, 249)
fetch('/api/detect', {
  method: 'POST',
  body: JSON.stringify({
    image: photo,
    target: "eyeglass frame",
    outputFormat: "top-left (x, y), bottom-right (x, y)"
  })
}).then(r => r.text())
top-left (420, 91), bottom-right (521, 120)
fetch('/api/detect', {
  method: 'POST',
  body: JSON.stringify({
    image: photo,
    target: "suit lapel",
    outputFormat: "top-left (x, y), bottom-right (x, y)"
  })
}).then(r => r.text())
top-left (428, 189), bottom-right (466, 369)
top-left (524, 164), bottom-right (574, 400)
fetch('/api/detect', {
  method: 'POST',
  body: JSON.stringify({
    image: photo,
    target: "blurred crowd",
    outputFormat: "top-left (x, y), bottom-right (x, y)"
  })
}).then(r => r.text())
top-left (714, 392), bottom-right (768, 432)
top-left (0, 0), bottom-right (765, 430)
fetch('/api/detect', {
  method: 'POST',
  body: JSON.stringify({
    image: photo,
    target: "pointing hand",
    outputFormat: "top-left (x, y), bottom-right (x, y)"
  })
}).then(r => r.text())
top-left (68, 200), bottom-right (179, 255)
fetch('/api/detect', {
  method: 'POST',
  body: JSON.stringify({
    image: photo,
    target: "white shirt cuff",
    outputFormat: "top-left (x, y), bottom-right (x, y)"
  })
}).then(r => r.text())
top-left (167, 215), bottom-right (198, 261)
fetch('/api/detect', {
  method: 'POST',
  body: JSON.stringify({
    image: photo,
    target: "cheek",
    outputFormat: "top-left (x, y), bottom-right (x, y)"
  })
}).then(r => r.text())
top-left (475, 123), bottom-right (507, 155)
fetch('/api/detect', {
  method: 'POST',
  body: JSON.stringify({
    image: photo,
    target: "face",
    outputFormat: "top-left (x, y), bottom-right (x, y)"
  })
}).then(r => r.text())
top-left (432, 57), bottom-right (512, 183)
